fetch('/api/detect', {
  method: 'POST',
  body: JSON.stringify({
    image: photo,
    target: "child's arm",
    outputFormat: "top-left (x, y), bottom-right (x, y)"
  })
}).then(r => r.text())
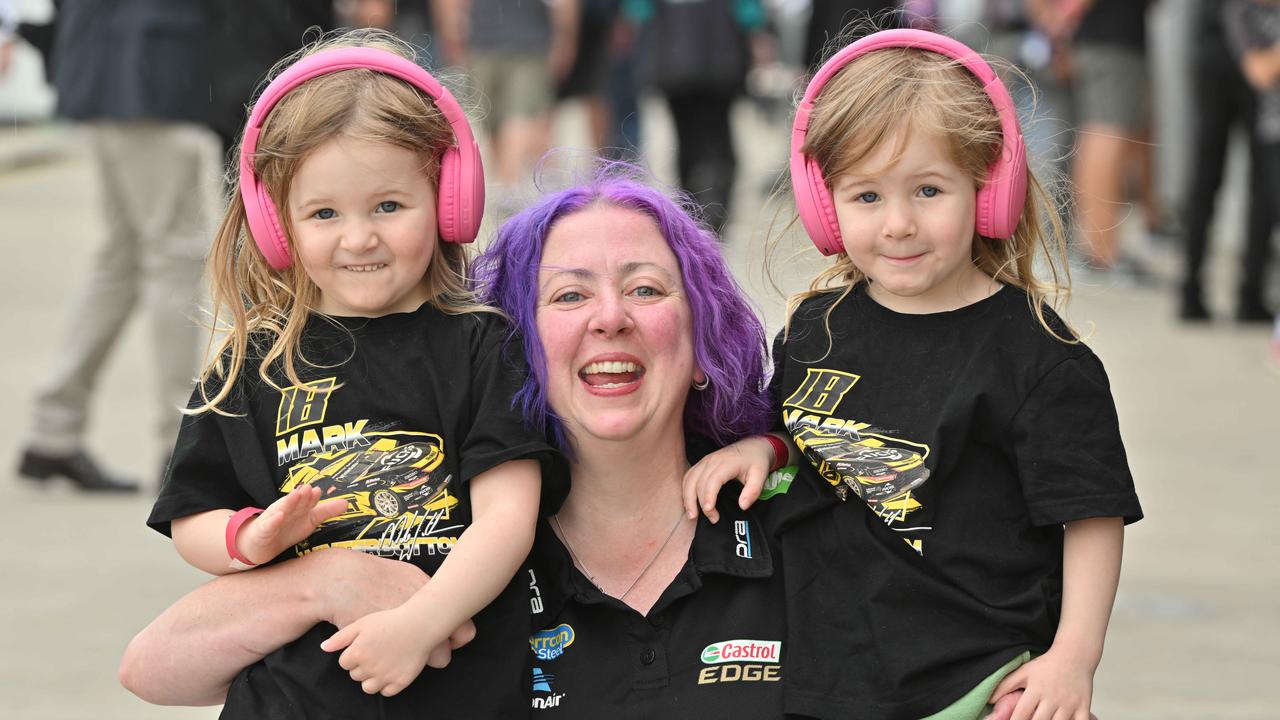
top-left (682, 433), bottom-right (796, 523)
top-left (989, 516), bottom-right (1124, 720)
top-left (171, 485), bottom-right (346, 575)
top-left (320, 459), bottom-right (540, 697)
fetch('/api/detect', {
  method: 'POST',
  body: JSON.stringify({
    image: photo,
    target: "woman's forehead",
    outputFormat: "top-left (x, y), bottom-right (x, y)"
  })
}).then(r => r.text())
top-left (539, 205), bottom-right (678, 271)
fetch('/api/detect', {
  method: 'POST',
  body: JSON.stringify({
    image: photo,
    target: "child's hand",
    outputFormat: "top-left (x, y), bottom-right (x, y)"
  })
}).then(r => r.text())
top-left (989, 647), bottom-right (1096, 720)
top-left (320, 604), bottom-right (449, 696)
top-left (682, 436), bottom-right (776, 523)
top-left (237, 485), bottom-right (346, 566)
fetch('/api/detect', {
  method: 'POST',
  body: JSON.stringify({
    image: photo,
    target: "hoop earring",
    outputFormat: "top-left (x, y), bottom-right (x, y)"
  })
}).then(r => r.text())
top-left (692, 376), bottom-right (709, 391)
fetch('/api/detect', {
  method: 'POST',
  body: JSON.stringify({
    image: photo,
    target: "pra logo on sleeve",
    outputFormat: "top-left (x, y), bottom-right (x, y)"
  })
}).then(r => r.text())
top-left (783, 368), bottom-right (932, 555)
top-left (273, 380), bottom-right (461, 560)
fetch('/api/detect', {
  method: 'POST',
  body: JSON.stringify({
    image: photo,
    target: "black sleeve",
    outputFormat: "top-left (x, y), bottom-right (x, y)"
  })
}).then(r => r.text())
top-left (461, 315), bottom-right (569, 515)
top-left (767, 327), bottom-right (787, 434)
top-left (147, 385), bottom-right (259, 537)
top-left (1009, 352), bottom-right (1143, 527)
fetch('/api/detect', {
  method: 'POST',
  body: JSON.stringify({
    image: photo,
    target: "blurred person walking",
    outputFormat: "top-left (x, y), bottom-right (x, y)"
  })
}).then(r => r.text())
top-left (556, 0), bottom-right (622, 151)
top-left (1220, 0), bottom-right (1280, 323)
top-left (205, 1), bottom-right (337, 157)
top-left (16, 0), bottom-right (218, 492)
top-left (625, 0), bottom-right (772, 232)
top-left (434, 0), bottom-right (579, 208)
top-left (803, 0), bottom-right (899, 71)
top-left (1031, 0), bottom-right (1158, 276)
top-left (1180, 0), bottom-right (1273, 322)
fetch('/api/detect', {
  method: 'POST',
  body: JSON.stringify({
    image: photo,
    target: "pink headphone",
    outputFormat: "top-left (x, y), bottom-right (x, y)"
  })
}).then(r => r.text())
top-left (239, 47), bottom-right (485, 270)
top-left (790, 29), bottom-right (1028, 256)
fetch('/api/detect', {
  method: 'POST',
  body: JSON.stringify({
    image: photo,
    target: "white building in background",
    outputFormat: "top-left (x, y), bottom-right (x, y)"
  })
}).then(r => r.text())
top-left (0, 0), bottom-right (55, 120)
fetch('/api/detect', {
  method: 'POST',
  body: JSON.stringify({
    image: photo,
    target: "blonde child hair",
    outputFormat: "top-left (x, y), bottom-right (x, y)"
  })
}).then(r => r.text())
top-left (196, 30), bottom-right (492, 414)
top-left (783, 40), bottom-right (1075, 346)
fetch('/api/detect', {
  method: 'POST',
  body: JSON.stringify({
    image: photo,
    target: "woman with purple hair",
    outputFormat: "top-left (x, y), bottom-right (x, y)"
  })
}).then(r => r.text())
top-left (475, 169), bottom-right (789, 716)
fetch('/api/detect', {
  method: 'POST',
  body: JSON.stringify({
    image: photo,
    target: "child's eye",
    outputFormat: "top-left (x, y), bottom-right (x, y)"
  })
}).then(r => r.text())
top-left (919, 186), bottom-right (940, 198)
top-left (313, 208), bottom-right (336, 220)
top-left (856, 191), bottom-right (879, 204)
top-left (377, 201), bottom-right (400, 213)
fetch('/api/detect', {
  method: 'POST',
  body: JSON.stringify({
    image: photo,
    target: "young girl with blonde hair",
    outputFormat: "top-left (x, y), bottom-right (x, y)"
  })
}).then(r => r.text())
top-left (146, 30), bottom-right (564, 715)
top-left (685, 29), bottom-right (1142, 720)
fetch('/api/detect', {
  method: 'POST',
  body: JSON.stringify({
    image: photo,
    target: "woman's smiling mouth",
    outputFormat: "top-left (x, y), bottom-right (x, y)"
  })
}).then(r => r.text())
top-left (579, 359), bottom-right (645, 391)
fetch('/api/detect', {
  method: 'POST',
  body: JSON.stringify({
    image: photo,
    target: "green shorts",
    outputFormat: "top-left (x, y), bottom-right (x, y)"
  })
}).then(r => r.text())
top-left (920, 651), bottom-right (1034, 720)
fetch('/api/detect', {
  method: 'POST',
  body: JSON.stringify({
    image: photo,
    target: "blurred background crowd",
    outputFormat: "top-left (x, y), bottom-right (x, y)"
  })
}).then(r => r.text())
top-left (0, 1), bottom-right (1276, 718)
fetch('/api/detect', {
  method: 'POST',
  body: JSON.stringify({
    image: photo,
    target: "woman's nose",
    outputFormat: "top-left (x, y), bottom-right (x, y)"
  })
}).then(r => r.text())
top-left (588, 293), bottom-right (635, 336)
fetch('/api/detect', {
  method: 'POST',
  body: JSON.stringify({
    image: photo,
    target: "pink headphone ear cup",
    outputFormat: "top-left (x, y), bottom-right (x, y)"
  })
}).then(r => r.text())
top-left (805, 155), bottom-right (844, 255)
top-left (436, 145), bottom-right (484, 244)
top-left (240, 163), bottom-right (292, 270)
top-left (257, 187), bottom-right (292, 268)
top-left (437, 146), bottom-right (461, 244)
top-left (975, 132), bottom-right (1028, 239)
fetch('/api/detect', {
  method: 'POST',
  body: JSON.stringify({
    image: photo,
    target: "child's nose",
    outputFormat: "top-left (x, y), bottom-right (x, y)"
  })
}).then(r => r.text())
top-left (882, 198), bottom-right (917, 239)
top-left (339, 220), bottom-right (380, 252)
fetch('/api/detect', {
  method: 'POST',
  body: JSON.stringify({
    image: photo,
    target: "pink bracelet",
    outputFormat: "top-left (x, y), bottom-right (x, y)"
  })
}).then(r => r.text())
top-left (761, 434), bottom-right (788, 472)
top-left (225, 506), bottom-right (265, 568)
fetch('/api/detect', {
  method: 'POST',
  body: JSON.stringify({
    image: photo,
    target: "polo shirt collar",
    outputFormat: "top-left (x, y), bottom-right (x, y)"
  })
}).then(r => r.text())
top-left (531, 492), bottom-right (775, 618)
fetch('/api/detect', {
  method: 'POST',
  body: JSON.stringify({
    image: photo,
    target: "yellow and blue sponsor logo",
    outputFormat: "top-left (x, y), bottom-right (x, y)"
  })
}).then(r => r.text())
top-left (530, 623), bottom-right (575, 661)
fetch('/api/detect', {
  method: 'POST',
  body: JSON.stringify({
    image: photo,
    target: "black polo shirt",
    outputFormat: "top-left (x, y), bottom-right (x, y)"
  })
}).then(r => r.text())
top-left (524, 491), bottom-right (786, 718)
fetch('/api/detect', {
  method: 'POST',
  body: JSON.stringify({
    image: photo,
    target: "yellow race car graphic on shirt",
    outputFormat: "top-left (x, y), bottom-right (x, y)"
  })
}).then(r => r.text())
top-left (281, 432), bottom-right (458, 554)
top-left (791, 425), bottom-right (930, 506)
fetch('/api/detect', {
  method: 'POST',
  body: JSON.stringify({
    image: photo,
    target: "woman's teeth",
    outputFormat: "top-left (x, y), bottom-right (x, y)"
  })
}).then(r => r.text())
top-left (581, 360), bottom-right (644, 388)
top-left (582, 361), bottom-right (639, 374)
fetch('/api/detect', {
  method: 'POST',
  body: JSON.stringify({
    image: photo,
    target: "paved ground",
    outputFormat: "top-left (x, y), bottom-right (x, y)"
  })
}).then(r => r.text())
top-left (1, 96), bottom-right (1277, 719)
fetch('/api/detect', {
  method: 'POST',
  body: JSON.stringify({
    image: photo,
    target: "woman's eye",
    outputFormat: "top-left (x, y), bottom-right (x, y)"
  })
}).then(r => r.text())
top-left (554, 291), bottom-right (584, 304)
top-left (313, 208), bottom-right (336, 220)
top-left (632, 285), bottom-right (661, 298)
top-left (919, 186), bottom-right (940, 198)
top-left (856, 191), bottom-right (879, 204)
top-left (377, 201), bottom-right (400, 213)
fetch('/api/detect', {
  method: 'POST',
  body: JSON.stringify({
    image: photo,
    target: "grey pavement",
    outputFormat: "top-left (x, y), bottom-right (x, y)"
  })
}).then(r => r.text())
top-left (1, 96), bottom-right (1278, 720)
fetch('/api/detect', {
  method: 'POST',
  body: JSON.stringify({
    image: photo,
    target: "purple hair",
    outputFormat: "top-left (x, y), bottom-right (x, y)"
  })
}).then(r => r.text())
top-left (475, 167), bottom-right (771, 452)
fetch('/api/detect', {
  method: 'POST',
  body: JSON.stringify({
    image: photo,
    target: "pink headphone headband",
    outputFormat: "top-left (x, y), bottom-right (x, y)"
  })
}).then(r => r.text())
top-left (239, 47), bottom-right (484, 270)
top-left (790, 29), bottom-right (1028, 255)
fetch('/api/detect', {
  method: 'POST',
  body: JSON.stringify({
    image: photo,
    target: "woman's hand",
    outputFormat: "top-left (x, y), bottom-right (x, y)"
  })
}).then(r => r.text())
top-left (682, 435), bottom-right (781, 523)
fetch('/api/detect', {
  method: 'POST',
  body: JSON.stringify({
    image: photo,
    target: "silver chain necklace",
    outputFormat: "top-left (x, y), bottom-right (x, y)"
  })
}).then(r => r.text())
top-left (552, 512), bottom-right (687, 600)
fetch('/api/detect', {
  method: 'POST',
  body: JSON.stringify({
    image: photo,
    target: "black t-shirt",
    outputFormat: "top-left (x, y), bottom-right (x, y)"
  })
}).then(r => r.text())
top-left (769, 284), bottom-right (1142, 720)
top-left (149, 303), bottom-right (568, 719)
top-left (524, 490), bottom-right (786, 719)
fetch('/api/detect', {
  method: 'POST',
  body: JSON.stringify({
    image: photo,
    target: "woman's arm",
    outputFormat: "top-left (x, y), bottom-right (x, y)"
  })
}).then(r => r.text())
top-left (120, 548), bottom-right (428, 706)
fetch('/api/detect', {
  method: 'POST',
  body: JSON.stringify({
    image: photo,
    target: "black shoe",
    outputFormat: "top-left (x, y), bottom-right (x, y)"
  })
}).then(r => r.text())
top-left (1237, 299), bottom-right (1274, 324)
top-left (1179, 286), bottom-right (1210, 322)
top-left (18, 449), bottom-right (140, 493)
